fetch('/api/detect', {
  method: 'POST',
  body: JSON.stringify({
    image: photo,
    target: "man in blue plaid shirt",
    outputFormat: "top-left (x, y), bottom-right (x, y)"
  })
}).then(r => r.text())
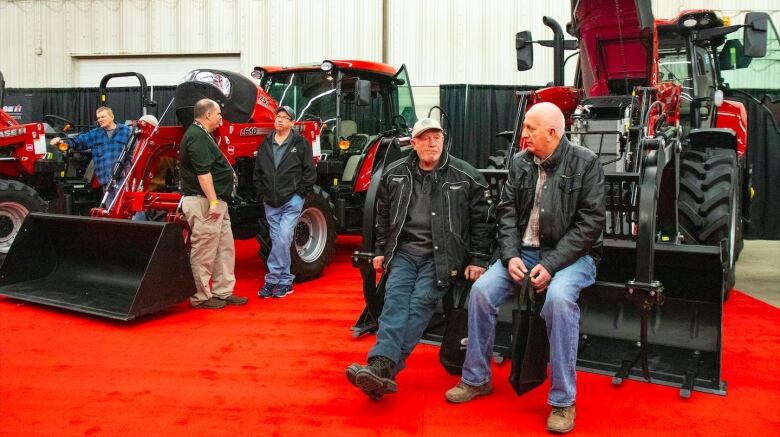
top-left (50, 106), bottom-right (132, 190)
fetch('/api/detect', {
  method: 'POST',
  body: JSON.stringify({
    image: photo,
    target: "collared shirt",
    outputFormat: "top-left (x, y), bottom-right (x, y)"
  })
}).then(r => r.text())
top-left (521, 154), bottom-right (550, 247)
top-left (271, 133), bottom-right (292, 168)
top-left (68, 123), bottom-right (132, 185)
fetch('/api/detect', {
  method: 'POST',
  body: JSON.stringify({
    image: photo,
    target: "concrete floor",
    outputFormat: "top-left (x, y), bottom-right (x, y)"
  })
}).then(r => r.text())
top-left (735, 240), bottom-right (780, 308)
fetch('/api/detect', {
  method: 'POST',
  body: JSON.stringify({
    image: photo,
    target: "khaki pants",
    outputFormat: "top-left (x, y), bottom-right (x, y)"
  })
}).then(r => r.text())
top-left (182, 196), bottom-right (236, 304)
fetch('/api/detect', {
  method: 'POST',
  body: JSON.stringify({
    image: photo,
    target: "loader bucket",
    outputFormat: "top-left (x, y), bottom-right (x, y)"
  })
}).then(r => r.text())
top-left (0, 213), bottom-right (195, 321)
top-left (577, 237), bottom-right (728, 395)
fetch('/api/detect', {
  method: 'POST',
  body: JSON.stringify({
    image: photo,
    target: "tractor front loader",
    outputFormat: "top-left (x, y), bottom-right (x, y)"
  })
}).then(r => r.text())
top-left (1, 62), bottom-right (418, 320)
top-left (0, 73), bottom-right (193, 321)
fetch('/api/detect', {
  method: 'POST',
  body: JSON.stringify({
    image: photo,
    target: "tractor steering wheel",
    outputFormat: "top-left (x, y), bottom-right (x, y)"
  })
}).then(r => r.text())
top-left (391, 115), bottom-right (409, 132)
top-left (43, 114), bottom-right (77, 134)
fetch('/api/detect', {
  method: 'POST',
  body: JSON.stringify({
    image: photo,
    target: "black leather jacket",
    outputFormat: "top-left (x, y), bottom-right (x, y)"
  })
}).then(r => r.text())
top-left (375, 152), bottom-right (496, 287)
top-left (499, 137), bottom-right (605, 274)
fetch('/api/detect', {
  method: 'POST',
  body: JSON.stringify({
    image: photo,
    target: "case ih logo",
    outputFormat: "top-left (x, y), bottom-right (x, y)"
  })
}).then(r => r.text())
top-left (239, 127), bottom-right (272, 137)
top-left (2, 105), bottom-right (22, 113)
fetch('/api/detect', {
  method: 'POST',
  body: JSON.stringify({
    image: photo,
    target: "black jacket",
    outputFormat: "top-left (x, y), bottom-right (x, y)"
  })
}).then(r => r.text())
top-left (498, 137), bottom-right (605, 274)
top-left (375, 152), bottom-right (496, 287)
top-left (253, 130), bottom-right (316, 207)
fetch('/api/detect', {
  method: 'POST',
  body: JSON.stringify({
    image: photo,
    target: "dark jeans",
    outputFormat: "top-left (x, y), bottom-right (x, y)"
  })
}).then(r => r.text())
top-left (368, 251), bottom-right (447, 376)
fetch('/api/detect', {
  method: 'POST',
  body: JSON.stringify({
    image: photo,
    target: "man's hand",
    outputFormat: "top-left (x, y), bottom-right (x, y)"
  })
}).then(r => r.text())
top-left (50, 137), bottom-right (62, 146)
top-left (372, 256), bottom-right (385, 274)
top-left (208, 202), bottom-right (222, 221)
top-left (464, 265), bottom-right (486, 282)
top-left (507, 257), bottom-right (528, 282)
top-left (529, 264), bottom-right (552, 293)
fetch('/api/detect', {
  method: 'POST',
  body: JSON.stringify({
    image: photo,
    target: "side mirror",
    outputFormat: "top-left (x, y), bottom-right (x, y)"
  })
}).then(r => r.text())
top-left (355, 79), bottom-right (371, 107)
top-left (516, 31), bottom-right (534, 71)
top-left (743, 12), bottom-right (768, 58)
top-left (718, 39), bottom-right (752, 70)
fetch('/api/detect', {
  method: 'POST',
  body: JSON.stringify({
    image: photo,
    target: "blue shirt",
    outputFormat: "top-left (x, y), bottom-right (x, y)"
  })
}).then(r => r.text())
top-left (67, 123), bottom-right (132, 185)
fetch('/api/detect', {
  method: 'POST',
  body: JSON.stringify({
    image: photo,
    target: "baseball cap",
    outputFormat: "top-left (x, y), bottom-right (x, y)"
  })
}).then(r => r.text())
top-left (411, 117), bottom-right (443, 138)
top-left (275, 105), bottom-right (296, 120)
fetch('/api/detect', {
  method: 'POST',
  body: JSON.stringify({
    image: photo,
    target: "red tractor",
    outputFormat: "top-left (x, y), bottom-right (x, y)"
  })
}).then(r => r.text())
top-left (0, 61), bottom-right (418, 320)
top-left (96, 61), bottom-right (417, 280)
top-left (0, 71), bottom-right (61, 257)
top-left (500, 0), bottom-right (771, 395)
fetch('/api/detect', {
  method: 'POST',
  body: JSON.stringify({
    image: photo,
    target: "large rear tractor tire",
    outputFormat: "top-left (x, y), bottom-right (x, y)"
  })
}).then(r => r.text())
top-left (0, 180), bottom-right (47, 259)
top-left (257, 185), bottom-right (337, 282)
top-left (678, 148), bottom-right (739, 298)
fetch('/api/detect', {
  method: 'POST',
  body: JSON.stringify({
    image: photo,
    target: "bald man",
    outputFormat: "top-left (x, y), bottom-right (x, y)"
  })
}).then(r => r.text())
top-left (445, 102), bottom-right (605, 434)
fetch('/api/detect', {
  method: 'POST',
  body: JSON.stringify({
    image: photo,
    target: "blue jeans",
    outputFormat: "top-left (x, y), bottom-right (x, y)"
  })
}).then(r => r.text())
top-left (461, 248), bottom-right (596, 407)
top-left (264, 194), bottom-right (304, 285)
top-left (368, 252), bottom-right (446, 376)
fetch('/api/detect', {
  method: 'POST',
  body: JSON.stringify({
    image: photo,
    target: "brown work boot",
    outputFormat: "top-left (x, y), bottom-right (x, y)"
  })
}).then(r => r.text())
top-left (220, 295), bottom-right (248, 305)
top-left (191, 297), bottom-right (227, 309)
top-left (445, 381), bottom-right (493, 403)
top-left (546, 405), bottom-right (576, 433)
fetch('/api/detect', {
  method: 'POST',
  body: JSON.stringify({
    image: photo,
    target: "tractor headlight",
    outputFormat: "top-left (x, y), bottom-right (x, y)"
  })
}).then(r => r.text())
top-left (321, 61), bottom-right (334, 72)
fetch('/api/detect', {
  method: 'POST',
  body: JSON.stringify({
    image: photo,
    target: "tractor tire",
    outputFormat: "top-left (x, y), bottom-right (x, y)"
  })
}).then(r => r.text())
top-left (257, 185), bottom-right (337, 282)
top-left (0, 179), bottom-right (47, 258)
top-left (678, 148), bottom-right (739, 298)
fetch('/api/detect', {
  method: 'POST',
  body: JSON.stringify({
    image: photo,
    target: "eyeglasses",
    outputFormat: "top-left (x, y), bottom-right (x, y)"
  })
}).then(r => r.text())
top-left (276, 115), bottom-right (292, 121)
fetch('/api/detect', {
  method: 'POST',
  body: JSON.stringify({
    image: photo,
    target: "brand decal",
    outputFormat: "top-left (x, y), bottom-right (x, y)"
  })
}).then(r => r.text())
top-left (239, 127), bottom-right (272, 137)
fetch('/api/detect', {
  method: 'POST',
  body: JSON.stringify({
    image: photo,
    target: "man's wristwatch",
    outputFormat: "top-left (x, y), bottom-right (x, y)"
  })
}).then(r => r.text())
top-left (209, 199), bottom-right (220, 207)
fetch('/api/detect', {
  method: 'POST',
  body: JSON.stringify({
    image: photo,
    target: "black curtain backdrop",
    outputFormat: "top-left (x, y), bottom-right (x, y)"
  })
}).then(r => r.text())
top-left (6, 86), bottom-right (178, 130)
top-left (441, 84), bottom-right (779, 239)
top-left (725, 90), bottom-right (780, 239)
top-left (440, 84), bottom-right (540, 168)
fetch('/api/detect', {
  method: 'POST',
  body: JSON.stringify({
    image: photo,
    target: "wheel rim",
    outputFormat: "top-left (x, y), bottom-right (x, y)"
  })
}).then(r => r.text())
top-left (294, 206), bottom-right (328, 263)
top-left (0, 202), bottom-right (30, 254)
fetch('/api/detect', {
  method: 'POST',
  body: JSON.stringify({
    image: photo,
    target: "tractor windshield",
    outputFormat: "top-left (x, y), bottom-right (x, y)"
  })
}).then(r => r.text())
top-left (659, 34), bottom-right (718, 130)
top-left (261, 68), bottom-right (415, 152)
top-left (262, 71), bottom-right (338, 123)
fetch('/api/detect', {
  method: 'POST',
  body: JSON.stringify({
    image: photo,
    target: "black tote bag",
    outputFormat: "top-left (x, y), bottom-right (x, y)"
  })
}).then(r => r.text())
top-left (439, 280), bottom-right (471, 375)
top-left (508, 275), bottom-right (549, 395)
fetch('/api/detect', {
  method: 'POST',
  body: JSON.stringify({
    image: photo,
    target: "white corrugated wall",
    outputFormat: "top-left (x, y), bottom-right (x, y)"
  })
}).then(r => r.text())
top-left (1, 0), bottom-right (778, 109)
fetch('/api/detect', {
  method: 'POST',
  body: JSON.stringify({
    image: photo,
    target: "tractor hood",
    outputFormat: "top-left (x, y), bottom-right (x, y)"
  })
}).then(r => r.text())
top-left (570, 0), bottom-right (656, 96)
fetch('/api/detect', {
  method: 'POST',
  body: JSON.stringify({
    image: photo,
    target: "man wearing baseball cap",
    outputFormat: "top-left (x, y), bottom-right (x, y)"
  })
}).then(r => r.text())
top-left (253, 105), bottom-right (316, 298)
top-left (346, 117), bottom-right (495, 400)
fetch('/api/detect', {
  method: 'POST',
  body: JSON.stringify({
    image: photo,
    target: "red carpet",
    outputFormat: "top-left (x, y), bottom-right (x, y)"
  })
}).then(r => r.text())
top-left (1, 237), bottom-right (778, 436)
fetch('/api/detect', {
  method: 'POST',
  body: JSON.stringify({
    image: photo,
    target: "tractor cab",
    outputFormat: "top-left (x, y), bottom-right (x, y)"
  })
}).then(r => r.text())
top-left (254, 60), bottom-right (418, 233)
top-left (657, 11), bottom-right (771, 138)
top-left (254, 60), bottom-right (417, 168)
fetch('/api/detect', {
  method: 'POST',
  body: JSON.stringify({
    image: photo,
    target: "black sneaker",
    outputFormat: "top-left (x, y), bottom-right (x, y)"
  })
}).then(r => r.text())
top-left (346, 363), bottom-right (384, 400)
top-left (257, 283), bottom-right (275, 299)
top-left (355, 356), bottom-right (397, 397)
top-left (273, 284), bottom-right (294, 298)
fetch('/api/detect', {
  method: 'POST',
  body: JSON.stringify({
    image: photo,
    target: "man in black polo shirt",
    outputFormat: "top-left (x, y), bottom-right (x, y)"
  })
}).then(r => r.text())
top-left (179, 98), bottom-right (248, 309)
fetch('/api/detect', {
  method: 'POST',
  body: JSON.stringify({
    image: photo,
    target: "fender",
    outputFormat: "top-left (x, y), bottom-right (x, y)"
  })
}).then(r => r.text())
top-left (715, 99), bottom-right (748, 157)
